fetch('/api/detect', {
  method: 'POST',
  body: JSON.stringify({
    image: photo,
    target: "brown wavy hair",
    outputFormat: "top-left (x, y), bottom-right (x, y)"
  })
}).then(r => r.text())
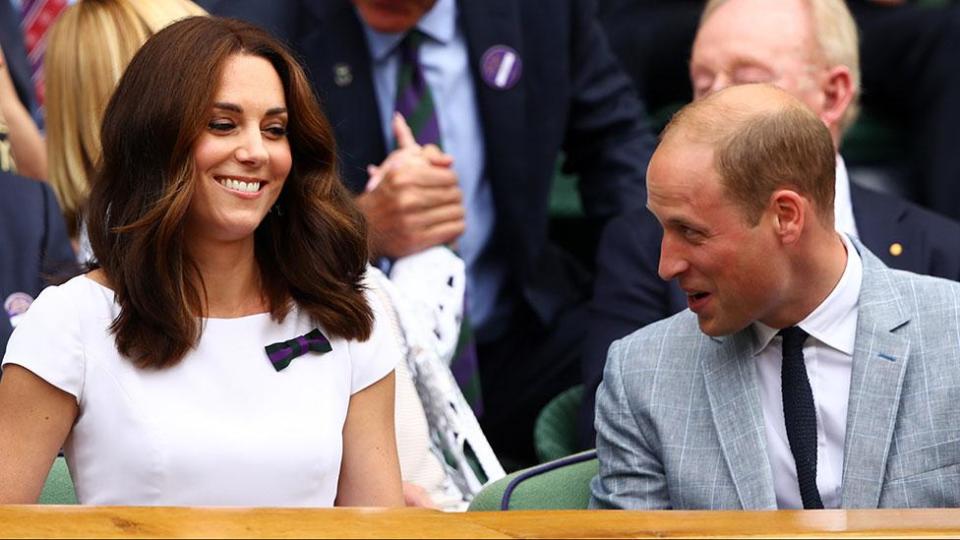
top-left (86, 16), bottom-right (373, 369)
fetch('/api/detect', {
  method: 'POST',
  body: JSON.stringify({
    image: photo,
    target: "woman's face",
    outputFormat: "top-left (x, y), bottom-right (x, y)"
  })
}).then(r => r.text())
top-left (185, 53), bottom-right (292, 244)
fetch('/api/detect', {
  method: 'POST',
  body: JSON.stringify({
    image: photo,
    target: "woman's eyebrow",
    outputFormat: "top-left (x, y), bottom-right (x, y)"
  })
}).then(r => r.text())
top-left (212, 103), bottom-right (287, 117)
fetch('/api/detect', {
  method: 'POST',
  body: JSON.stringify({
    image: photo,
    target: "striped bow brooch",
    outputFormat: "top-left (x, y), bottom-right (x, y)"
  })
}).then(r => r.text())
top-left (264, 328), bottom-right (332, 372)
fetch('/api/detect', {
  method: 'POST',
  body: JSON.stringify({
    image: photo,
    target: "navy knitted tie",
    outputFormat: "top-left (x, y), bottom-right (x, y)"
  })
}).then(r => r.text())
top-left (779, 326), bottom-right (824, 509)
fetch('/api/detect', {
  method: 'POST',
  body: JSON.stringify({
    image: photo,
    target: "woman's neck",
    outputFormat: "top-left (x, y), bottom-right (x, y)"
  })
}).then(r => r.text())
top-left (188, 236), bottom-right (268, 318)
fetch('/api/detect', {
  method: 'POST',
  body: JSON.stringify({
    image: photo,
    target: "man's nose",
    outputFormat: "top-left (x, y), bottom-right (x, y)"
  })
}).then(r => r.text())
top-left (658, 235), bottom-right (689, 281)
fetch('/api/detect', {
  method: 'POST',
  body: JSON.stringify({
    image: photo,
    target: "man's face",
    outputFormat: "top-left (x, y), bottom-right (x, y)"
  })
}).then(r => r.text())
top-left (647, 138), bottom-right (785, 336)
top-left (690, 0), bottom-right (827, 117)
top-left (353, 0), bottom-right (437, 33)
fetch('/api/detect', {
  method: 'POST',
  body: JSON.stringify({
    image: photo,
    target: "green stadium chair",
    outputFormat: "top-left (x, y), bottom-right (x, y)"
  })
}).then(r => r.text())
top-left (467, 450), bottom-right (598, 511)
top-left (38, 456), bottom-right (78, 505)
top-left (533, 384), bottom-right (584, 463)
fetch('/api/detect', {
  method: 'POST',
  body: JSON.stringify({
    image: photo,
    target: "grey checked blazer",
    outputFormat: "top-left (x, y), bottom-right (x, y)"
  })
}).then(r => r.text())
top-left (591, 239), bottom-right (960, 509)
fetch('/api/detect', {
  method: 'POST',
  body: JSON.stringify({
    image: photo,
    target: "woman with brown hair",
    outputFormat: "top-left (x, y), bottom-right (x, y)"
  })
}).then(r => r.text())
top-left (0, 17), bottom-right (403, 506)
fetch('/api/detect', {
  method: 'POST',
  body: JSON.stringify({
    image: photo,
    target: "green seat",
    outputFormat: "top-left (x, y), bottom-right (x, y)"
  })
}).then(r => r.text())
top-left (39, 456), bottom-right (78, 505)
top-left (467, 450), bottom-right (598, 511)
top-left (549, 160), bottom-right (583, 218)
top-left (533, 384), bottom-right (584, 463)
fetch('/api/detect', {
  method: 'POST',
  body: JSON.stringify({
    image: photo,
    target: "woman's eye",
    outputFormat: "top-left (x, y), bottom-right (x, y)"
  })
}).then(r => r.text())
top-left (208, 120), bottom-right (235, 132)
top-left (264, 125), bottom-right (288, 138)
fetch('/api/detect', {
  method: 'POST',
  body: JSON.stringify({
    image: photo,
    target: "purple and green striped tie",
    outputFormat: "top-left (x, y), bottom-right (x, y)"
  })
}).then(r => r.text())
top-left (394, 30), bottom-right (442, 148)
top-left (394, 30), bottom-right (482, 415)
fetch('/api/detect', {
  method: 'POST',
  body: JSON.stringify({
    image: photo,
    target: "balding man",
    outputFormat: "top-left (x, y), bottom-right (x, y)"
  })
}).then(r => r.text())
top-left (579, 0), bottom-right (960, 450)
top-left (590, 84), bottom-right (960, 510)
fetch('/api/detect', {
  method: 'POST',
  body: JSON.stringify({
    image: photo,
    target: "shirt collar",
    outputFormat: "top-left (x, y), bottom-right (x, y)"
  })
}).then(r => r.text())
top-left (834, 155), bottom-right (858, 239)
top-left (359, 0), bottom-right (457, 62)
top-left (752, 233), bottom-right (862, 356)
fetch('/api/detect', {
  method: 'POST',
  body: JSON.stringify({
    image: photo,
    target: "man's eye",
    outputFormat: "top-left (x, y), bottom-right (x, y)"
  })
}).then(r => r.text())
top-left (681, 226), bottom-right (703, 241)
top-left (732, 67), bottom-right (773, 85)
top-left (691, 76), bottom-right (714, 99)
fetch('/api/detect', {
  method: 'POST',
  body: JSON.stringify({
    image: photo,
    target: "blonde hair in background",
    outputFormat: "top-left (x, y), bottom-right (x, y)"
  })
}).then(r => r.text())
top-left (45, 0), bottom-right (206, 238)
top-left (700, 0), bottom-right (861, 135)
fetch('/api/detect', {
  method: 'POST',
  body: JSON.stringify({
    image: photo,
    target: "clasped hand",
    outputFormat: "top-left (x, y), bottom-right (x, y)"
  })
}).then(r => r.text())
top-left (357, 113), bottom-right (465, 259)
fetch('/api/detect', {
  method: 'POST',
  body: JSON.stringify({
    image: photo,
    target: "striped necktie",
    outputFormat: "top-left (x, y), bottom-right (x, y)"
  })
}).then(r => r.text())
top-left (20, 0), bottom-right (67, 107)
top-left (393, 30), bottom-right (442, 148)
top-left (392, 30), bottom-right (482, 414)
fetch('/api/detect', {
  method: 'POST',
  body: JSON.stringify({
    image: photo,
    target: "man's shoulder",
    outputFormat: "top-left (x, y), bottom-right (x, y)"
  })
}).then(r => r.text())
top-left (0, 172), bottom-right (50, 215)
top-left (610, 310), bottom-right (708, 365)
top-left (883, 265), bottom-right (960, 306)
top-left (851, 184), bottom-right (960, 278)
top-left (862, 253), bottom-right (960, 328)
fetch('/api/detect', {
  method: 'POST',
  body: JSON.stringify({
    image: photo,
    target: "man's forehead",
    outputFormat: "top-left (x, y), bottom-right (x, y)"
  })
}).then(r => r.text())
top-left (694, 0), bottom-right (814, 58)
top-left (648, 139), bottom-right (717, 196)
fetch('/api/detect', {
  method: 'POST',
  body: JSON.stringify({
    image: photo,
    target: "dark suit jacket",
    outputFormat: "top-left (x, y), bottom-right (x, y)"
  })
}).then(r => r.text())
top-left (579, 180), bottom-right (960, 448)
top-left (0, 0), bottom-right (36, 113)
top-left (202, 0), bottom-right (656, 340)
top-left (0, 172), bottom-right (76, 356)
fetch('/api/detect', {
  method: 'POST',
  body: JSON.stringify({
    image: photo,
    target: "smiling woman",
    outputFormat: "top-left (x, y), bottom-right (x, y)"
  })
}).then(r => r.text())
top-left (0, 17), bottom-right (404, 508)
top-left (187, 54), bottom-right (293, 248)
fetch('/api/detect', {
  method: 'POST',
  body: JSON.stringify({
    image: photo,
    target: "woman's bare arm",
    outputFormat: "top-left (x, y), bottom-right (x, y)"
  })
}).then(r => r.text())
top-left (0, 365), bottom-right (77, 503)
top-left (336, 371), bottom-right (404, 507)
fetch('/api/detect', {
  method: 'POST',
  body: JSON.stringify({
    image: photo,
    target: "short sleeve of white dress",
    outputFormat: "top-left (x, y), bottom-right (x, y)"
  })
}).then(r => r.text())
top-left (349, 277), bottom-right (401, 394)
top-left (2, 282), bottom-right (85, 400)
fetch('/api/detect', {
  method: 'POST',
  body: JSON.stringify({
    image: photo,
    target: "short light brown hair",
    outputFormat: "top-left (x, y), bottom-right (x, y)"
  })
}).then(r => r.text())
top-left (700, 0), bottom-right (861, 134)
top-left (662, 85), bottom-right (837, 227)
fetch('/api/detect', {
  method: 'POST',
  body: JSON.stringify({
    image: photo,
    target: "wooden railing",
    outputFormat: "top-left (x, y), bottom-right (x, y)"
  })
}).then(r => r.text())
top-left (1, 506), bottom-right (960, 538)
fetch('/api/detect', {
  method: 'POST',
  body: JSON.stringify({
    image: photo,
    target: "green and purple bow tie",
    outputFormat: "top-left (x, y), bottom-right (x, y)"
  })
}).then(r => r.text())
top-left (264, 328), bottom-right (331, 372)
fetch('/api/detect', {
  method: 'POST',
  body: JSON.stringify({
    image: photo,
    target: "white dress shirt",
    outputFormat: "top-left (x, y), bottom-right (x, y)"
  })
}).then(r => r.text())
top-left (834, 156), bottom-right (859, 239)
top-left (751, 233), bottom-right (862, 509)
top-left (359, 0), bottom-right (507, 333)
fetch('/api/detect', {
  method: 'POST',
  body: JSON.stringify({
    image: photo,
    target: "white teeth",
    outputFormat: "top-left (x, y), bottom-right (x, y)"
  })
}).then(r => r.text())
top-left (217, 178), bottom-right (262, 193)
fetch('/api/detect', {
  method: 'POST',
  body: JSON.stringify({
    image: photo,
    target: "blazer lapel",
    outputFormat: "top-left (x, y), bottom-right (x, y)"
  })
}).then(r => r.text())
top-left (703, 331), bottom-right (777, 509)
top-left (841, 240), bottom-right (911, 508)
top-left (457, 0), bottom-right (528, 245)
top-left (301, 0), bottom-right (386, 193)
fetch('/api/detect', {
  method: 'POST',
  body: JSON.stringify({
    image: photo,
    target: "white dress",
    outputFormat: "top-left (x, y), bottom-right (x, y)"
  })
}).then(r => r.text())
top-left (1, 275), bottom-right (398, 506)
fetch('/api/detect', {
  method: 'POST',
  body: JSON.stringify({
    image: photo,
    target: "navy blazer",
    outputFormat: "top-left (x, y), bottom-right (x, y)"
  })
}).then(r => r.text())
top-left (0, 172), bottom-right (77, 356)
top-left (202, 0), bottom-right (656, 339)
top-left (578, 181), bottom-right (960, 448)
top-left (0, 0), bottom-right (36, 113)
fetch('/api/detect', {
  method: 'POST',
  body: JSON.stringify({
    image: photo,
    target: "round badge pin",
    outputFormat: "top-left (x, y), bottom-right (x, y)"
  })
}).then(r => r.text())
top-left (480, 45), bottom-right (522, 90)
top-left (4, 292), bottom-right (34, 328)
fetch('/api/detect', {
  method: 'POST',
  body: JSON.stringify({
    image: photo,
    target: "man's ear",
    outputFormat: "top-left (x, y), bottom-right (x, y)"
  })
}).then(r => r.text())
top-left (819, 65), bottom-right (854, 136)
top-left (769, 189), bottom-right (805, 245)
